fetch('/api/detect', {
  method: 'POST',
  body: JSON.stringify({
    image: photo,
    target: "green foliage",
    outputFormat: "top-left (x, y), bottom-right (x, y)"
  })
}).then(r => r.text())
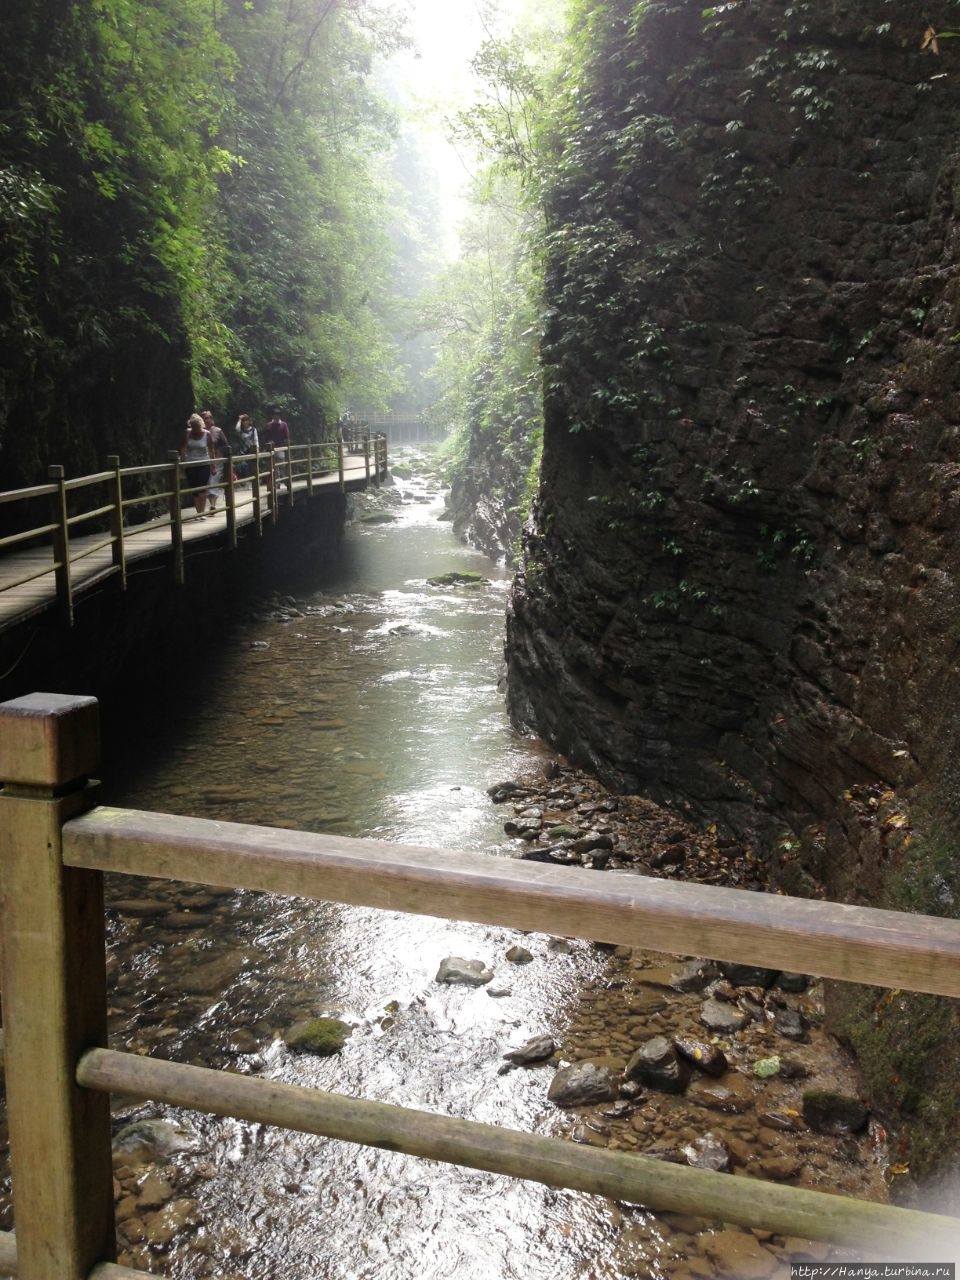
top-left (428, 6), bottom-right (565, 551)
top-left (0, 0), bottom-right (407, 482)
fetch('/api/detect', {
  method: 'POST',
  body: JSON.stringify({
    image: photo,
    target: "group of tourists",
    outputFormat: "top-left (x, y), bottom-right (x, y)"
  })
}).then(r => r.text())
top-left (180, 408), bottom-right (290, 519)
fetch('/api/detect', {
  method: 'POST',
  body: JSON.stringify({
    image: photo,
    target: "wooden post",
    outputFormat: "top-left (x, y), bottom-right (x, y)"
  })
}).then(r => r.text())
top-left (0, 693), bottom-right (115, 1280)
top-left (224, 448), bottom-right (237, 549)
top-left (106, 455), bottom-right (127, 591)
top-left (363, 432), bottom-right (371, 484)
top-left (252, 452), bottom-right (263, 537)
top-left (285, 447), bottom-right (294, 506)
top-left (268, 449), bottom-right (278, 524)
top-left (306, 443), bottom-right (315, 496)
top-left (48, 464), bottom-right (74, 626)
top-left (168, 450), bottom-right (184, 585)
top-left (338, 440), bottom-right (345, 493)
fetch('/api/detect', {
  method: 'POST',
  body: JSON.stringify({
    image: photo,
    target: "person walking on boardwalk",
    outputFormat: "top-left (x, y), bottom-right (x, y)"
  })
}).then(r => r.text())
top-left (263, 407), bottom-right (291, 491)
top-left (234, 413), bottom-right (258, 480)
top-left (180, 414), bottom-right (214, 520)
top-left (202, 409), bottom-right (229, 513)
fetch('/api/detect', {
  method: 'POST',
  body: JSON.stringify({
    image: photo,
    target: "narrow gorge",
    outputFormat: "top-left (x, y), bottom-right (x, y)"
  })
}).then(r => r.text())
top-left (488, 0), bottom-right (960, 1189)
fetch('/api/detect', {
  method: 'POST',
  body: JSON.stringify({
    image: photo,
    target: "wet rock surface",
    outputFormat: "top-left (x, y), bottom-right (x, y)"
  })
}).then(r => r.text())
top-left (500, 763), bottom-right (892, 1274)
top-left (80, 759), bottom-right (892, 1276)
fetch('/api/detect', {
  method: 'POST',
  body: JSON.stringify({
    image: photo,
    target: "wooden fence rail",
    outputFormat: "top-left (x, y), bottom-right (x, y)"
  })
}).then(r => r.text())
top-left (0, 434), bottom-right (387, 630)
top-left (0, 692), bottom-right (958, 1279)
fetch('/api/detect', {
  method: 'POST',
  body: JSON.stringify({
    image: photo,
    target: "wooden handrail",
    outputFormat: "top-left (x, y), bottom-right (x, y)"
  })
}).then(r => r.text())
top-left (0, 482), bottom-right (58, 505)
top-left (74, 1046), bottom-right (948, 1253)
top-left (62, 805), bottom-right (960, 996)
top-left (1, 692), bottom-right (959, 1278)
top-left (0, 437), bottom-right (381, 630)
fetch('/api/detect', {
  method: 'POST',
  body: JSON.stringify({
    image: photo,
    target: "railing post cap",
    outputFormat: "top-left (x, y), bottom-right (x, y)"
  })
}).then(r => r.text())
top-left (0, 693), bottom-right (99, 787)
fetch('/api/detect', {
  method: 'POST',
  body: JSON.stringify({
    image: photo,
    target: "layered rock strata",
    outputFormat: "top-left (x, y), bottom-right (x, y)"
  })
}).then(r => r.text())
top-left (505, 0), bottom-right (960, 1182)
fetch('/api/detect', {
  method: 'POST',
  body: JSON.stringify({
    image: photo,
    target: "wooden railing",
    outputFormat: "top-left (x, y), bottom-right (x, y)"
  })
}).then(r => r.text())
top-left (0, 692), bottom-right (958, 1278)
top-left (0, 436), bottom-right (388, 626)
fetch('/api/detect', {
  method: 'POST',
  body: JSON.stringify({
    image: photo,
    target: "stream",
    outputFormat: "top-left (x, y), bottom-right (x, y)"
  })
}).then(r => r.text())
top-left (0, 449), bottom-right (900, 1278)
top-left (97, 451), bottom-right (639, 1279)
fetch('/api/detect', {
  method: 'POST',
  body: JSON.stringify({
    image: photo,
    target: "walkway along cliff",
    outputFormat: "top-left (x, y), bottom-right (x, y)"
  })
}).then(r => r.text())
top-left (503, 1), bottom-right (960, 1186)
top-left (0, 437), bottom-right (387, 717)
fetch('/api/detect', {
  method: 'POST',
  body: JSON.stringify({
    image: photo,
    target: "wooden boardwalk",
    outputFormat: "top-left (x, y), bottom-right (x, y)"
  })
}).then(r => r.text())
top-left (0, 453), bottom-right (375, 636)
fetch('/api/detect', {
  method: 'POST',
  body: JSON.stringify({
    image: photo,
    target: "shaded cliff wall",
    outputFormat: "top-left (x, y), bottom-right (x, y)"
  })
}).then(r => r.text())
top-left (505, 0), bottom-right (960, 1181)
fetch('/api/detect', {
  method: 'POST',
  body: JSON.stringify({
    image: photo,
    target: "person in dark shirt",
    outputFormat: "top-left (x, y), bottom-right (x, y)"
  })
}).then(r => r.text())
top-left (263, 409), bottom-right (290, 490)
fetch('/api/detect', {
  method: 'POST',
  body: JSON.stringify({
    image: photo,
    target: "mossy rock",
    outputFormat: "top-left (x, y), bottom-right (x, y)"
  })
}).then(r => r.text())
top-left (802, 1089), bottom-right (868, 1134)
top-left (427, 571), bottom-right (486, 587)
top-left (284, 1016), bottom-right (353, 1056)
top-left (357, 512), bottom-right (396, 524)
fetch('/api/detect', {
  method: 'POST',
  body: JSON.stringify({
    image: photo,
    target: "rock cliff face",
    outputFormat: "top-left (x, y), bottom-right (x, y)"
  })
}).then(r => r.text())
top-left (505, 0), bottom-right (960, 1180)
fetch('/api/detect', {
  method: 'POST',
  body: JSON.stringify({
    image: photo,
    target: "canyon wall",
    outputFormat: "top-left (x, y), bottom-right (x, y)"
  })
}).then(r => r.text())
top-left (505, 0), bottom-right (960, 1185)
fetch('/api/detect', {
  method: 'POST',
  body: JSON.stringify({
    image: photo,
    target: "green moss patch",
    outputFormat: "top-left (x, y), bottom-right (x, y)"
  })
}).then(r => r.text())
top-left (284, 1016), bottom-right (354, 1056)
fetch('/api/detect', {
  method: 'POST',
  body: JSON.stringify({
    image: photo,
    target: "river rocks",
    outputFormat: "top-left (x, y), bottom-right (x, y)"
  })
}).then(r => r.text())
top-left (718, 963), bottom-right (780, 989)
top-left (774, 1008), bottom-right (807, 1041)
top-left (652, 845), bottom-right (686, 869)
top-left (435, 956), bottom-right (494, 986)
top-left (503, 1035), bottom-right (556, 1067)
top-left (142, 1198), bottom-right (202, 1249)
top-left (547, 1062), bottom-right (619, 1108)
top-left (570, 831), bottom-right (613, 855)
top-left (627, 990), bottom-right (669, 1017)
top-left (487, 780), bottom-right (529, 803)
top-left (357, 512), bottom-right (397, 524)
top-left (136, 1173), bottom-right (176, 1210)
top-left (178, 952), bottom-right (250, 995)
top-left (682, 1133), bottom-right (731, 1173)
top-left (427, 571), bottom-right (486, 587)
top-left (674, 1036), bottom-right (728, 1077)
top-left (701, 1229), bottom-right (777, 1279)
top-left (776, 972), bottom-right (810, 993)
top-left (503, 817), bottom-right (542, 839)
top-left (284, 1016), bottom-right (353, 1055)
top-left (802, 1090), bottom-right (869, 1134)
top-left (699, 997), bottom-right (749, 1033)
top-left (110, 898), bottom-right (170, 918)
top-left (505, 945), bottom-right (533, 964)
top-left (625, 1037), bottom-right (691, 1094)
top-left (113, 1119), bottom-right (201, 1166)
top-left (686, 1074), bottom-right (756, 1114)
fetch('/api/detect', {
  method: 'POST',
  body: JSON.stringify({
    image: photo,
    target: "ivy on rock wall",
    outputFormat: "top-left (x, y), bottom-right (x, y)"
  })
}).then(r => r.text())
top-left (504, 0), bottom-right (960, 1185)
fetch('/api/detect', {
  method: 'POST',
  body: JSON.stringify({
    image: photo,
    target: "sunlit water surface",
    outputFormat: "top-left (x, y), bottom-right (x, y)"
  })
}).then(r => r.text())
top-left (104, 455), bottom-right (653, 1280)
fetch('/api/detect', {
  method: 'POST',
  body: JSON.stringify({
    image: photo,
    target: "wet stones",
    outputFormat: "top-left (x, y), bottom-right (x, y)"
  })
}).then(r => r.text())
top-left (802, 1090), bottom-right (869, 1134)
top-left (502, 1035), bottom-right (556, 1067)
top-left (625, 1037), bottom-right (692, 1094)
top-left (284, 1016), bottom-right (354, 1056)
top-left (718, 963), bottom-right (780, 989)
top-left (674, 1036), bottom-right (728, 1077)
top-left (774, 1007), bottom-right (807, 1041)
top-left (682, 1132), bottom-right (732, 1173)
top-left (435, 956), bottom-right (494, 986)
top-left (686, 1074), bottom-right (756, 1114)
top-left (700, 997), bottom-right (749, 1033)
top-left (113, 1119), bottom-right (201, 1166)
top-left (547, 1062), bottom-right (620, 1108)
top-left (426, 571), bottom-right (487, 587)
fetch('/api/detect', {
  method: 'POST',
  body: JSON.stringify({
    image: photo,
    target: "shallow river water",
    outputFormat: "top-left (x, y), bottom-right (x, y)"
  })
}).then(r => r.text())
top-left (99, 454), bottom-right (645, 1279)
top-left (5, 451), bottom-right (918, 1278)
